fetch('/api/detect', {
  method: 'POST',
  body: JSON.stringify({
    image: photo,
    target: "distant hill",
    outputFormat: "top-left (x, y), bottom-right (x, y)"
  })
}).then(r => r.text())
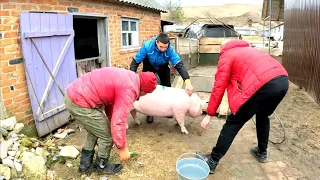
top-left (162, 3), bottom-right (280, 28)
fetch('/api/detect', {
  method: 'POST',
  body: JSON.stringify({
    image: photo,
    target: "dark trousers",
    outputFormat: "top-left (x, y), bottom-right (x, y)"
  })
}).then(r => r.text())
top-left (211, 76), bottom-right (289, 162)
top-left (142, 57), bottom-right (171, 87)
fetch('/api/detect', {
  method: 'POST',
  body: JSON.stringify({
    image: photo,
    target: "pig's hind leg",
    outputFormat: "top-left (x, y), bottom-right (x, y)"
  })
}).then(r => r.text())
top-left (130, 109), bottom-right (140, 125)
top-left (173, 113), bottom-right (188, 134)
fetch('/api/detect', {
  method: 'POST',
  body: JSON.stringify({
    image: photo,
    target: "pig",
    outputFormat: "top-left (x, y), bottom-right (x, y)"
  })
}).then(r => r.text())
top-left (129, 85), bottom-right (207, 134)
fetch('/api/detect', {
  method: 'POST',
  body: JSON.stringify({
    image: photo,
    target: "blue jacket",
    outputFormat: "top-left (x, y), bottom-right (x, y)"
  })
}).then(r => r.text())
top-left (133, 37), bottom-right (181, 70)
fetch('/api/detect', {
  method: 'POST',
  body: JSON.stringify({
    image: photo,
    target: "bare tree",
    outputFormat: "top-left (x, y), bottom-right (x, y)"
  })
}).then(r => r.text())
top-left (164, 0), bottom-right (185, 23)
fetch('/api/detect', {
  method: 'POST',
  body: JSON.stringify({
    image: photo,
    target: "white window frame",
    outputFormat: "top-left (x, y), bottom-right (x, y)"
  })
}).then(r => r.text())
top-left (121, 18), bottom-right (140, 49)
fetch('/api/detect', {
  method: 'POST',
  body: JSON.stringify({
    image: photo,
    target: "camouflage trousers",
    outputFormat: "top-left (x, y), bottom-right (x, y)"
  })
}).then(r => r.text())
top-left (64, 94), bottom-right (112, 159)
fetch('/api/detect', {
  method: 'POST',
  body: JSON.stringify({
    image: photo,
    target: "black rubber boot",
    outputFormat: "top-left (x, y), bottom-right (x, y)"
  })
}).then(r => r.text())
top-left (146, 116), bottom-right (154, 124)
top-left (195, 152), bottom-right (219, 174)
top-left (250, 146), bottom-right (268, 163)
top-left (96, 156), bottom-right (123, 174)
top-left (78, 149), bottom-right (97, 174)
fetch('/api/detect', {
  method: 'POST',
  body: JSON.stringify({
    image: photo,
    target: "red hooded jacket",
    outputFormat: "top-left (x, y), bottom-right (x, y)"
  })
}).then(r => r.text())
top-left (66, 67), bottom-right (140, 150)
top-left (206, 40), bottom-right (288, 116)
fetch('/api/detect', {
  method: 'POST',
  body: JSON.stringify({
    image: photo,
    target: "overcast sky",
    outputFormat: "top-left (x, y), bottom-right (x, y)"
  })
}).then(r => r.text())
top-left (155, 0), bottom-right (263, 7)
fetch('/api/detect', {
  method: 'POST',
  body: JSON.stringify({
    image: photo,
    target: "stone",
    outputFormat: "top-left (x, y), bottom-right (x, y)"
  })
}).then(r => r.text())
top-left (14, 159), bottom-right (23, 172)
top-left (53, 133), bottom-right (68, 139)
top-left (0, 127), bottom-right (9, 136)
top-left (59, 146), bottom-right (79, 159)
top-left (35, 147), bottom-right (48, 162)
top-left (2, 156), bottom-right (15, 169)
top-left (20, 152), bottom-right (46, 180)
top-left (8, 150), bottom-right (16, 157)
top-left (29, 138), bottom-right (38, 143)
top-left (21, 137), bottom-right (33, 148)
top-left (13, 123), bottom-right (24, 134)
top-left (19, 146), bottom-right (28, 153)
top-left (11, 142), bottom-right (20, 151)
top-left (31, 142), bottom-right (40, 148)
top-left (9, 133), bottom-right (19, 142)
top-left (0, 164), bottom-right (11, 180)
top-left (14, 150), bottom-right (21, 159)
top-left (0, 139), bottom-right (13, 159)
top-left (0, 116), bottom-right (17, 131)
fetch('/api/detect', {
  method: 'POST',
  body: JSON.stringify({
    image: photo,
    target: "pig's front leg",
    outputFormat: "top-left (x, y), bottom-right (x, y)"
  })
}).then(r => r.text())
top-left (130, 109), bottom-right (140, 125)
top-left (174, 114), bottom-right (188, 134)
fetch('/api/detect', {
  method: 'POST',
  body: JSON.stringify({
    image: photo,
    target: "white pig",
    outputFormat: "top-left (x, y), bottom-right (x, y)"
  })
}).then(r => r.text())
top-left (129, 85), bottom-right (207, 134)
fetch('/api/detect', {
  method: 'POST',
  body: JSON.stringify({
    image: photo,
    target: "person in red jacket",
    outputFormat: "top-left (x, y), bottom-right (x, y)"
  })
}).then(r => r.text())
top-left (196, 40), bottom-right (289, 174)
top-left (64, 67), bottom-right (157, 174)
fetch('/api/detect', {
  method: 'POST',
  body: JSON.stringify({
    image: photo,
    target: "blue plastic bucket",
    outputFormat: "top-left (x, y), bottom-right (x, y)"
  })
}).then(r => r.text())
top-left (176, 152), bottom-right (210, 180)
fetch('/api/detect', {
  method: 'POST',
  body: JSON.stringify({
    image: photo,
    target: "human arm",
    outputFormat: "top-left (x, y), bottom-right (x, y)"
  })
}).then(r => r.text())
top-left (206, 55), bottom-right (232, 117)
top-left (110, 89), bottom-right (137, 160)
top-left (130, 44), bottom-right (148, 72)
top-left (168, 48), bottom-right (193, 95)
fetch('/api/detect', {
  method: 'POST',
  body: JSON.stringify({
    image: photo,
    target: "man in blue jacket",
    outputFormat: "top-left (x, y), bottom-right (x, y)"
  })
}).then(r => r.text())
top-left (130, 33), bottom-right (194, 124)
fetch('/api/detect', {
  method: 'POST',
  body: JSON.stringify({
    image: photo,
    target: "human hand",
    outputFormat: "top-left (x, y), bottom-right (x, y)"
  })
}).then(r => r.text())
top-left (119, 148), bottom-right (130, 161)
top-left (185, 79), bottom-right (194, 96)
top-left (201, 115), bottom-right (213, 130)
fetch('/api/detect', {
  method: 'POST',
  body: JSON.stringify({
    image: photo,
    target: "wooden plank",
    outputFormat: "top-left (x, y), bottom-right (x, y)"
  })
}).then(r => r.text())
top-left (198, 91), bottom-right (229, 118)
top-left (49, 13), bottom-right (63, 127)
top-left (24, 30), bottom-right (73, 38)
top-left (30, 13), bottom-right (46, 121)
top-left (177, 38), bottom-right (198, 46)
top-left (58, 14), bottom-right (77, 128)
top-left (38, 104), bottom-right (66, 121)
top-left (39, 13), bottom-right (57, 129)
top-left (65, 14), bottom-right (77, 85)
top-left (36, 110), bottom-right (70, 137)
top-left (199, 45), bottom-right (221, 53)
top-left (177, 45), bottom-right (199, 47)
top-left (174, 76), bottom-right (184, 89)
top-left (178, 46), bottom-right (198, 54)
top-left (20, 12), bottom-right (38, 123)
top-left (42, 13), bottom-right (59, 131)
top-left (217, 91), bottom-right (229, 118)
top-left (199, 37), bottom-right (238, 45)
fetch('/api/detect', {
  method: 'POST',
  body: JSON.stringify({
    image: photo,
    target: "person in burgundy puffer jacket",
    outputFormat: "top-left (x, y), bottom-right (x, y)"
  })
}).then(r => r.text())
top-left (64, 67), bottom-right (157, 174)
top-left (196, 40), bottom-right (289, 174)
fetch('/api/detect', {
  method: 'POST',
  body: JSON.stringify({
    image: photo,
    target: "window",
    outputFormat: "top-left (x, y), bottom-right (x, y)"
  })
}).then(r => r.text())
top-left (121, 18), bottom-right (139, 48)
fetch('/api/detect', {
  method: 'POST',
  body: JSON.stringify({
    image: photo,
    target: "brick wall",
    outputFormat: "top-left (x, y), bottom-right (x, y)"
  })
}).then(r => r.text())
top-left (0, 0), bottom-right (161, 125)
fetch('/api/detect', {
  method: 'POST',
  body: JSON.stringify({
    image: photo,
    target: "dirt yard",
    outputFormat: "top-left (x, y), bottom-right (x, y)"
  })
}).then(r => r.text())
top-left (46, 66), bottom-right (320, 180)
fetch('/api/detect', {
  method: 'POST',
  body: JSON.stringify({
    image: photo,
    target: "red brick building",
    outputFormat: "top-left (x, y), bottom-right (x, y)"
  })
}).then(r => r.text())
top-left (0, 0), bottom-right (165, 136)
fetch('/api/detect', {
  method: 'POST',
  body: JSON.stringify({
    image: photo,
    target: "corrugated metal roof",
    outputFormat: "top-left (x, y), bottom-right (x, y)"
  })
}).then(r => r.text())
top-left (117, 0), bottom-right (167, 12)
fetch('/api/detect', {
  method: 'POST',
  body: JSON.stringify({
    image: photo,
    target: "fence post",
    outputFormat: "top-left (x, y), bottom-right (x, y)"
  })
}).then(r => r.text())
top-left (189, 38), bottom-right (191, 69)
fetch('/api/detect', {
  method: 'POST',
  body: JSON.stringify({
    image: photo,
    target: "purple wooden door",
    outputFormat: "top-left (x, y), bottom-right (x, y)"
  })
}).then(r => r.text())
top-left (20, 12), bottom-right (77, 137)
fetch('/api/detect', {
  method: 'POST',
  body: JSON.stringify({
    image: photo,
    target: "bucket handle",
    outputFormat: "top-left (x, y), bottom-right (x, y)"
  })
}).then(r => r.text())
top-left (176, 152), bottom-right (209, 170)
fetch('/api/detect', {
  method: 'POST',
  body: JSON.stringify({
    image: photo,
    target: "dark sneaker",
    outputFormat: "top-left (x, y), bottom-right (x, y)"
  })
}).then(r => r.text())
top-left (146, 116), bottom-right (154, 124)
top-left (195, 152), bottom-right (219, 174)
top-left (250, 146), bottom-right (268, 163)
